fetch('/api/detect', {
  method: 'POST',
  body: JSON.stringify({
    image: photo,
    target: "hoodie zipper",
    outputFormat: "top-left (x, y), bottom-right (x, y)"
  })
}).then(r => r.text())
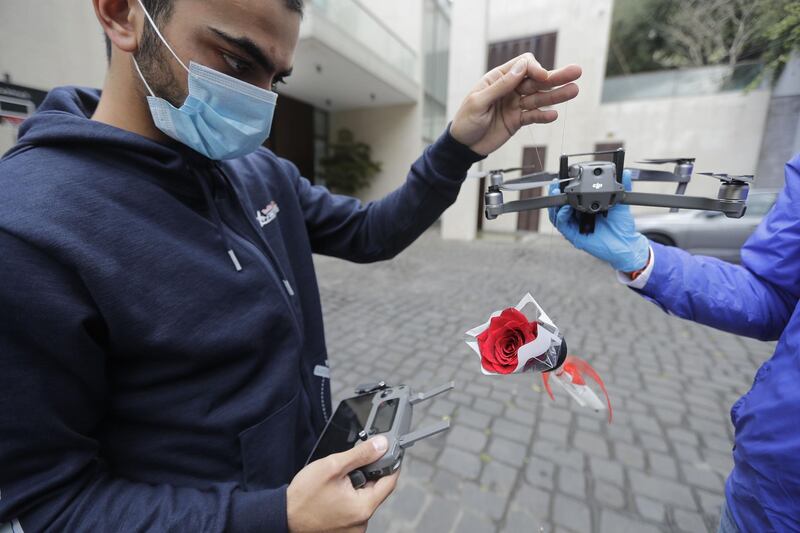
top-left (212, 164), bottom-right (325, 424)
top-left (204, 165), bottom-right (304, 339)
top-left (214, 165), bottom-right (295, 288)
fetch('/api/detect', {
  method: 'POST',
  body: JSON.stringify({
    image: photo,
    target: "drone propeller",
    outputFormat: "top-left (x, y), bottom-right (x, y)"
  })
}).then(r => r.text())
top-left (638, 157), bottom-right (696, 165)
top-left (466, 165), bottom-right (547, 180)
top-left (627, 168), bottom-right (690, 183)
top-left (697, 172), bottom-right (754, 183)
top-left (500, 172), bottom-right (563, 191)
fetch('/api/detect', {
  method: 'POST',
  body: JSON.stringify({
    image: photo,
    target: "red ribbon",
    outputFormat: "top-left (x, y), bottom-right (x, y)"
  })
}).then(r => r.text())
top-left (542, 355), bottom-right (613, 423)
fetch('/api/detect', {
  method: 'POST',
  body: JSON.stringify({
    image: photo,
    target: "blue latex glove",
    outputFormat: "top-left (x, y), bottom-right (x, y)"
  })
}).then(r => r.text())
top-left (547, 170), bottom-right (650, 272)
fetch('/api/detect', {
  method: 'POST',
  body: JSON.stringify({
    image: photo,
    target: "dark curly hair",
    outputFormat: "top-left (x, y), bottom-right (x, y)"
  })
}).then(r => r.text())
top-left (104, 0), bottom-right (304, 59)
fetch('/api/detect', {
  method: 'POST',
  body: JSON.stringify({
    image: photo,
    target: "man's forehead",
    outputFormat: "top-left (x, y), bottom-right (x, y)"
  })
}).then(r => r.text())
top-left (181, 0), bottom-right (300, 70)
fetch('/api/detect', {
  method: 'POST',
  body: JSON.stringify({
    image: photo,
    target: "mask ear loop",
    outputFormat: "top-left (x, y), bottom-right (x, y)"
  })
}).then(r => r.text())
top-left (136, 0), bottom-right (190, 74)
top-left (131, 57), bottom-right (156, 97)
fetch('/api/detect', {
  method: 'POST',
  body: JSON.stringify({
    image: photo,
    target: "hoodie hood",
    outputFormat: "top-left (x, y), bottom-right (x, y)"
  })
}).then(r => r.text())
top-left (6, 86), bottom-right (212, 201)
top-left (5, 86), bottom-right (251, 270)
top-left (11, 86), bottom-right (182, 158)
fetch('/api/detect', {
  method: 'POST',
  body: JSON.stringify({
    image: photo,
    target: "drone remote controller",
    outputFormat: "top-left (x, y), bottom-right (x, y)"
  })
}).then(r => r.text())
top-left (306, 381), bottom-right (454, 488)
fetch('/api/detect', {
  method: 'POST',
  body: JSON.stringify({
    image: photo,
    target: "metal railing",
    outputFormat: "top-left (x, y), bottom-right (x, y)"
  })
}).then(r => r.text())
top-left (602, 62), bottom-right (766, 103)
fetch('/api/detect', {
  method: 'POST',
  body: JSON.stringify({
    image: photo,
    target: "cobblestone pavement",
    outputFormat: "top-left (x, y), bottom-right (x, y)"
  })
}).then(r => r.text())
top-left (315, 230), bottom-right (773, 533)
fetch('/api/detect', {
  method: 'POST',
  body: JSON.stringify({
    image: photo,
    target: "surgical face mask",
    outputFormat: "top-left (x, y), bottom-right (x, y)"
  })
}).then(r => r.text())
top-left (132, 0), bottom-right (278, 160)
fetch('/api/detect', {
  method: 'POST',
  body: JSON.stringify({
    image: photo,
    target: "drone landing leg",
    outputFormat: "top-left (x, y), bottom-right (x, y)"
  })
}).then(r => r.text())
top-left (577, 212), bottom-right (596, 235)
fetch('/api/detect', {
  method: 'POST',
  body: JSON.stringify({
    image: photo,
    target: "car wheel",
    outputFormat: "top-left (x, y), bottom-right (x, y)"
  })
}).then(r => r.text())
top-left (643, 233), bottom-right (676, 247)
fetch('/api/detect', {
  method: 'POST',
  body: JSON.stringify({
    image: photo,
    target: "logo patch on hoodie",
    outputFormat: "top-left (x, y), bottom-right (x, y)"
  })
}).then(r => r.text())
top-left (256, 201), bottom-right (280, 227)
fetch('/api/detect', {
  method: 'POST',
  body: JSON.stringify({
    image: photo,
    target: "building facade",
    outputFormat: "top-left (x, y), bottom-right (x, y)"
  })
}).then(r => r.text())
top-left (0, 0), bottom-right (451, 203)
top-left (441, 0), bottom-right (781, 240)
top-left (0, 0), bottom-right (794, 242)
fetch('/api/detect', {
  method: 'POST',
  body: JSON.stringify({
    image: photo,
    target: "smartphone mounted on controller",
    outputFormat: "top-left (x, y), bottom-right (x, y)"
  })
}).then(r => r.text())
top-left (306, 380), bottom-right (454, 488)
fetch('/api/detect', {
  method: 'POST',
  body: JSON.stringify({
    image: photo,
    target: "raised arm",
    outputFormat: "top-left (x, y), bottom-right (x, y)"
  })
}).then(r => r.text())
top-left (550, 156), bottom-right (800, 341)
top-left (296, 53), bottom-right (582, 263)
top-left (293, 127), bottom-right (482, 262)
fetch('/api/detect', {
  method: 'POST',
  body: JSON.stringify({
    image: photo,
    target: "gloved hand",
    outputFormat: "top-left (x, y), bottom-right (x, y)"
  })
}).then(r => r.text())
top-left (548, 170), bottom-right (650, 272)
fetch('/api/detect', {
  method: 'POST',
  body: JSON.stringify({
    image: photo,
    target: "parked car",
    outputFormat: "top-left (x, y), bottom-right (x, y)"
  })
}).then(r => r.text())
top-left (634, 190), bottom-right (779, 263)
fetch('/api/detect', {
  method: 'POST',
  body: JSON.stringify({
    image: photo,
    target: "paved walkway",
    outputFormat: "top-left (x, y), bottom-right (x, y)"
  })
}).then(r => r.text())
top-left (315, 230), bottom-right (772, 533)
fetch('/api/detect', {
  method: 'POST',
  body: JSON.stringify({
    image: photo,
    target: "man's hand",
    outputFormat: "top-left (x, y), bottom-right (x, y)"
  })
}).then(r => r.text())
top-left (287, 436), bottom-right (399, 533)
top-left (548, 171), bottom-right (650, 273)
top-left (450, 52), bottom-right (582, 156)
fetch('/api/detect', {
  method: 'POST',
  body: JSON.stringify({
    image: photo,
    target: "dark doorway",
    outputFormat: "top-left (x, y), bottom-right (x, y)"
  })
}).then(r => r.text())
top-left (517, 146), bottom-right (546, 232)
top-left (265, 94), bottom-right (327, 184)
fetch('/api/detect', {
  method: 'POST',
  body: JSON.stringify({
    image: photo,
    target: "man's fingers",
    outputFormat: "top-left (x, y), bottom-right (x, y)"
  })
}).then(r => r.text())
top-left (492, 52), bottom-right (545, 80)
top-left (475, 58), bottom-right (528, 107)
top-left (515, 78), bottom-right (541, 95)
top-left (474, 53), bottom-right (548, 108)
top-left (362, 471), bottom-right (400, 510)
top-left (543, 64), bottom-right (582, 87)
top-left (520, 83), bottom-right (579, 110)
top-left (521, 108), bottom-right (558, 125)
top-left (471, 53), bottom-right (527, 92)
top-left (516, 64), bottom-right (583, 93)
top-left (330, 436), bottom-right (389, 475)
top-left (520, 53), bottom-right (549, 83)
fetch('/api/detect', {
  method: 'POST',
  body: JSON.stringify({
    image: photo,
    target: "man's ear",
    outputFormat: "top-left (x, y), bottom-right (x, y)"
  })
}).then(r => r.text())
top-left (93, 0), bottom-right (141, 55)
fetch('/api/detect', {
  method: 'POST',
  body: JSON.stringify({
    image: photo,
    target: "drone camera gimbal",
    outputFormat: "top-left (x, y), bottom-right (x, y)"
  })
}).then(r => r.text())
top-left (482, 148), bottom-right (752, 234)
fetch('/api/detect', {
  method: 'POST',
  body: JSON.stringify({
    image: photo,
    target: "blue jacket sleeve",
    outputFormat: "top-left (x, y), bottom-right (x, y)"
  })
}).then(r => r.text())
top-left (0, 231), bottom-right (286, 533)
top-left (637, 155), bottom-right (800, 341)
top-left (293, 126), bottom-right (485, 262)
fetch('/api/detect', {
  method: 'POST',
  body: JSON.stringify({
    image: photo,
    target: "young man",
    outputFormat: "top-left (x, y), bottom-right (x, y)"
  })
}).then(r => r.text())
top-left (550, 157), bottom-right (800, 533)
top-left (0, 0), bottom-right (581, 531)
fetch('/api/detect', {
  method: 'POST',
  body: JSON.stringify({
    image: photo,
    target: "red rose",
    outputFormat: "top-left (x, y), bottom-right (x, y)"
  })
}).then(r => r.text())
top-left (477, 308), bottom-right (538, 374)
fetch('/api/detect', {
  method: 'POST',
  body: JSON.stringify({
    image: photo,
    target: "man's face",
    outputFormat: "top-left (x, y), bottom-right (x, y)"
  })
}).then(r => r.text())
top-left (136, 0), bottom-right (300, 106)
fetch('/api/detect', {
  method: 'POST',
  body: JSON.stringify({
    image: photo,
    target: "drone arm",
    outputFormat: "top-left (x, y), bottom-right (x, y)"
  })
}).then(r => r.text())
top-left (670, 182), bottom-right (689, 212)
top-left (622, 192), bottom-right (746, 218)
top-left (486, 193), bottom-right (568, 219)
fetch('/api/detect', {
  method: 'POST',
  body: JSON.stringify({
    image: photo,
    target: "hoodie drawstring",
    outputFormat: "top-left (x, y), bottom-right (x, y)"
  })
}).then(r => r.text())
top-left (196, 172), bottom-right (242, 272)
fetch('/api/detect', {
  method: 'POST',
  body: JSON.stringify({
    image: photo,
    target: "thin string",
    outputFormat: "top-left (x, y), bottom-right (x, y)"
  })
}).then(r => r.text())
top-left (560, 99), bottom-right (569, 156)
top-left (136, 0), bottom-right (190, 73)
top-left (131, 57), bottom-right (156, 97)
top-left (548, 94), bottom-right (571, 320)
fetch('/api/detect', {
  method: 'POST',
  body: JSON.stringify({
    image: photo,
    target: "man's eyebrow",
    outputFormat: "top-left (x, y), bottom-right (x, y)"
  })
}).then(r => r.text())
top-left (208, 27), bottom-right (292, 78)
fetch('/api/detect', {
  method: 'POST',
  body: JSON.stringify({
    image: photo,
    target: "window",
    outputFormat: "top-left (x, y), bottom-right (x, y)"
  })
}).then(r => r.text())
top-left (422, 0), bottom-right (451, 144)
top-left (487, 33), bottom-right (557, 71)
top-left (517, 146), bottom-right (547, 232)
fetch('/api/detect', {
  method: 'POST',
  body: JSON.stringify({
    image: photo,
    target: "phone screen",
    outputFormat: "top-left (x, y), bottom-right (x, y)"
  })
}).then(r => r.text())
top-left (306, 393), bottom-right (376, 464)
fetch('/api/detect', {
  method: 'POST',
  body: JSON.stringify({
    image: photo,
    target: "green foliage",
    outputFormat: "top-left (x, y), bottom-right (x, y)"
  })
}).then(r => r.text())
top-left (319, 129), bottom-right (382, 196)
top-left (755, 1), bottom-right (800, 84)
top-left (606, 0), bottom-right (800, 79)
top-left (606, 0), bottom-right (674, 76)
